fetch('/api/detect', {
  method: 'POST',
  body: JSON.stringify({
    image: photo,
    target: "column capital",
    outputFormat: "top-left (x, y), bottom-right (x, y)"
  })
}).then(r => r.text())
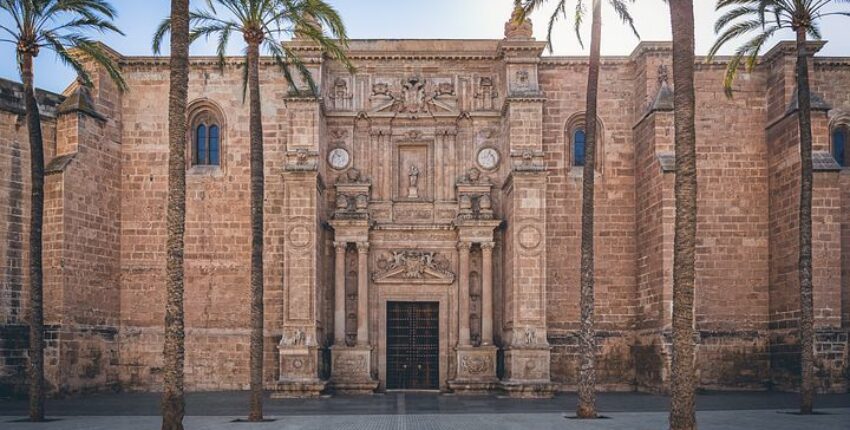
top-left (334, 241), bottom-right (347, 251)
top-left (356, 242), bottom-right (370, 252)
top-left (480, 241), bottom-right (496, 250)
top-left (457, 241), bottom-right (472, 251)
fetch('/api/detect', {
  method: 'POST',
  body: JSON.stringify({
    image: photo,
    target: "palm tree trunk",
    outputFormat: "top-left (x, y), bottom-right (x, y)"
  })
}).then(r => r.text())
top-left (794, 26), bottom-right (815, 416)
top-left (246, 38), bottom-right (265, 423)
top-left (161, 1), bottom-right (190, 429)
top-left (668, 1), bottom-right (697, 429)
top-left (22, 50), bottom-right (45, 424)
top-left (576, 0), bottom-right (601, 420)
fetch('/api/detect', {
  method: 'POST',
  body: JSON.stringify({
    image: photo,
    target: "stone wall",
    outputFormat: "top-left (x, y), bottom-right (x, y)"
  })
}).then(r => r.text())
top-left (2, 36), bottom-right (849, 397)
top-left (0, 79), bottom-right (63, 397)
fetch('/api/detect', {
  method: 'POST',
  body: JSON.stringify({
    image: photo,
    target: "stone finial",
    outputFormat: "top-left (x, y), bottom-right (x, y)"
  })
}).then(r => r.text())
top-left (505, 1), bottom-right (533, 40)
top-left (295, 13), bottom-right (322, 39)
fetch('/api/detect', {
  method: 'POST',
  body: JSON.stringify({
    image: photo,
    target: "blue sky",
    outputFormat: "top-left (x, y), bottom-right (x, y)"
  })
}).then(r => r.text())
top-left (2, 0), bottom-right (849, 93)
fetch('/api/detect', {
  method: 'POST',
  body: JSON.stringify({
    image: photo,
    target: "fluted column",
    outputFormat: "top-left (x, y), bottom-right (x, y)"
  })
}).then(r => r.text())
top-left (356, 242), bottom-right (370, 345)
top-left (481, 241), bottom-right (494, 346)
top-left (334, 241), bottom-right (347, 345)
top-left (457, 241), bottom-right (472, 347)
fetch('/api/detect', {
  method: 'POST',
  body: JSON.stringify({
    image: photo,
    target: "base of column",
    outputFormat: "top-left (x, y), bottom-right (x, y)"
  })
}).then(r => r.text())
top-left (500, 346), bottom-right (555, 398)
top-left (272, 343), bottom-right (327, 398)
top-left (329, 345), bottom-right (378, 394)
top-left (448, 345), bottom-right (499, 395)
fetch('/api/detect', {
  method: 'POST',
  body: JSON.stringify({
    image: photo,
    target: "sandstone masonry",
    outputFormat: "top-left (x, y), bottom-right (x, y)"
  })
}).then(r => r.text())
top-left (1, 13), bottom-right (848, 397)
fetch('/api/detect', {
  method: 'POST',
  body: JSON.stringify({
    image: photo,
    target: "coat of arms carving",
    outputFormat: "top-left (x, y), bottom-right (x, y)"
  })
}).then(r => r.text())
top-left (372, 250), bottom-right (455, 284)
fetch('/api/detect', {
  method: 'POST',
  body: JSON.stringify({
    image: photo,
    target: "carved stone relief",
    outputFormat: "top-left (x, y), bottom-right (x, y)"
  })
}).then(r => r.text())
top-left (327, 77), bottom-right (353, 110)
top-left (372, 250), bottom-right (455, 284)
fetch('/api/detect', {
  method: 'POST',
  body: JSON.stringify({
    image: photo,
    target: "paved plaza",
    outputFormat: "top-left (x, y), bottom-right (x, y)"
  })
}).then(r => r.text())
top-left (2, 391), bottom-right (849, 429)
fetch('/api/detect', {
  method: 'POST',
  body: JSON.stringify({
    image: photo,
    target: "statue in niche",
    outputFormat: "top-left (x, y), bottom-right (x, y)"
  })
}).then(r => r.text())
top-left (407, 164), bottom-right (420, 198)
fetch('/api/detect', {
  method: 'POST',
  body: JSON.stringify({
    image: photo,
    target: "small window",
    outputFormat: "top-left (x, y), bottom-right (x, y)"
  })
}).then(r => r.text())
top-left (833, 126), bottom-right (847, 168)
top-left (573, 129), bottom-right (586, 167)
top-left (193, 122), bottom-right (220, 166)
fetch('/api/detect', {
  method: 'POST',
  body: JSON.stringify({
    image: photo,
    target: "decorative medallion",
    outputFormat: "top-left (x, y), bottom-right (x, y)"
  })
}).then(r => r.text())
top-left (477, 147), bottom-right (500, 170)
top-left (288, 225), bottom-right (312, 248)
top-left (328, 147), bottom-right (351, 170)
top-left (517, 225), bottom-right (542, 250)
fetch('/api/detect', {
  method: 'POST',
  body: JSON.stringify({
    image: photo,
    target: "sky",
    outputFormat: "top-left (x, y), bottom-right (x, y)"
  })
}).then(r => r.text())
top-left (1, 0), bottom-right (849, 93)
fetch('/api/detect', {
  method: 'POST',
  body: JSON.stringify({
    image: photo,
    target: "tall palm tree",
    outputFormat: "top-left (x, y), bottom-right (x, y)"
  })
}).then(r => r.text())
top-left (708, 0), bottom-right (850, 415)
top-left (667, 1), bottom-right (697, 429)
top-left (158, 0), bottom-right (189, 429)
top-left (0, 0), bottom-right (125, 422)
top-left (154, 0), bottom-right (352, 421)
top-left (520, 0), bottom-right (638, 419)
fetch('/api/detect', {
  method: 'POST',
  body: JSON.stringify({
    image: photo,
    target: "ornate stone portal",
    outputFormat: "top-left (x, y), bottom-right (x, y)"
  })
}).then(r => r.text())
top-left (276, 8), bottom-right (554, 398)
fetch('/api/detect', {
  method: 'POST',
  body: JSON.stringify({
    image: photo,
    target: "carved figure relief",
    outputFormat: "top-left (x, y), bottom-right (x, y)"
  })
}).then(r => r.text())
top-left (372, 250), bottom-right (455, 284)
top-left (328, 147), bottom-right (351, 170)
top-left (476, 148), bottom-right (500, 170)
top-left (408, 164), bottom-right (420, 198)
top-left (280, 328), bottom-right (309, 347)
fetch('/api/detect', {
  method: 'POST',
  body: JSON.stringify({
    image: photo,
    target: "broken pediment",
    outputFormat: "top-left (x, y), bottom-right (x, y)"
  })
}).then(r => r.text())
top-left (372, 250), bottom-right (455, 284)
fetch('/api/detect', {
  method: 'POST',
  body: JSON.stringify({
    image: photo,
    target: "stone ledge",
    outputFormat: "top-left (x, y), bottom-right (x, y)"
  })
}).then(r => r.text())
top-left (499, 381), bottom-right (556, 399)
top-left (270, 380), bottom-right (327, 399)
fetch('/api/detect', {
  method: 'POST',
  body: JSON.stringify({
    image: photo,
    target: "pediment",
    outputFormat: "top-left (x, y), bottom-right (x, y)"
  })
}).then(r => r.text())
top-left (372, 250), bottom-right (455, 284)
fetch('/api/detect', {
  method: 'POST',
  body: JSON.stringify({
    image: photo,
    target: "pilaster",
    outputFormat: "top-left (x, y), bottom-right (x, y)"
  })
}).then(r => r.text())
top-left (273, 93), bottom-right (328, 398)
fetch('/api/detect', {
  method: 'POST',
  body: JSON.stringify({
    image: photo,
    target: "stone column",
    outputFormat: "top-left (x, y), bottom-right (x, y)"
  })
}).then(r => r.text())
top-left (334, 241), bottom-right (347, 345)
top-left (481, 241), bottom-right (494, 346)
top-left (457, 241), bottom-right (472, 347)
top-left (356, 242), bottom-right (370, 345)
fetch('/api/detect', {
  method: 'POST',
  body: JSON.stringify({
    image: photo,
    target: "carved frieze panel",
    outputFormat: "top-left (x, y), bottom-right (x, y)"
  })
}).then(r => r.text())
top-left (367, 76), bottom-right (459, 116)
top-left (372, 250), bottom-right (455, 284)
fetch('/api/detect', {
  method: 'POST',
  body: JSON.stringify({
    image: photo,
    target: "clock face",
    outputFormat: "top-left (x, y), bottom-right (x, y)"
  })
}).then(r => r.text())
top-left (477, 147), bottom-right (500, 170)
top-left (328, 148), bottom-right (350, 170)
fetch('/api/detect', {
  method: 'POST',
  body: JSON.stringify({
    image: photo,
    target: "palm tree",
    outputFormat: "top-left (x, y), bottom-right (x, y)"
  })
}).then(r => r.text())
top-left (0, 0), bottom-right (125, 422)
top-left (708, 0), bottom-right (850, 415)
top-left (519, 0), bottom-right (638, 419)
top-left (154, 0), bottom-right (352, 421)
top-left (667, 1), bottom-right (697, 429)
top-left (158, 0), bottom-right (190, 429)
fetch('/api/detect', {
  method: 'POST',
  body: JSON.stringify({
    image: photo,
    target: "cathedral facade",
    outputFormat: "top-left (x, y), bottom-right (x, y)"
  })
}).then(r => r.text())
top-left (1, 13), bottom-right (849, 398)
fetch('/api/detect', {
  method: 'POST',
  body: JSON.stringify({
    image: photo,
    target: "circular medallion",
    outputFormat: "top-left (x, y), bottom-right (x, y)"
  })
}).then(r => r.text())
top-left (328, 148), bottom-right (351, 170)
top-left (477, 147), bottom-right (500, 170)
top-left (518, 225), bottom-right (542, 250)
top-left (288, 225), bottom-right (312, 248)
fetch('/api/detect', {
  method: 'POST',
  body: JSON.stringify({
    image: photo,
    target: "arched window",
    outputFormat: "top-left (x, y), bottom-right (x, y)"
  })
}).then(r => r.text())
top-left (565, 113), bottom-right (603, 173)
top-left (194, 122), bottom-right (220, 166)
top-left (573, 129), bottom-right (586, 167)
top-left (188, 99), bottom-right (225, 168)
top-left (833, 125), bottom-right (847, 168)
